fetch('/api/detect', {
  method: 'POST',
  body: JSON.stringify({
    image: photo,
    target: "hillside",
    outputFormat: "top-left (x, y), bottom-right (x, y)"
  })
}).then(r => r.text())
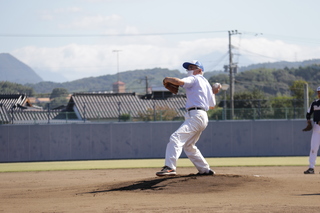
top-left (26, 64), bottom-right (320, 98)
top-left (0, 53), bottom-right (43, 84)
top-left (1, 54), bottom-right (319, 96)
top-left (209, 65), bottom-right (320, 97)
top-left (26, 68), bottom-right (185, 94)
top-left (239, 59), bottom-right (320, 72)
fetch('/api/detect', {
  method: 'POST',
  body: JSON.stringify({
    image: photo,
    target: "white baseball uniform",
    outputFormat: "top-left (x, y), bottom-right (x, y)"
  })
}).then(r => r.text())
top-left (306, 98), bottom-right (320, 168)
top-left (164, 74), bottom-right (216, 174)
top-left (309, 124), bottom-right (320, 168)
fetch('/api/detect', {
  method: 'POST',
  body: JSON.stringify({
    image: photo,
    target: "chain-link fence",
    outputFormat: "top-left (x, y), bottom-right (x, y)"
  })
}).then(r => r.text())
top-left (1, 107), bottom-right (306, 125)
top-left (210, 107), bottom-right (305, 120)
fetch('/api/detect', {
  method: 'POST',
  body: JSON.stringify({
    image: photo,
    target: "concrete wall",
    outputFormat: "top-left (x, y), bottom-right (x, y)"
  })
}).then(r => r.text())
top-left (0, 120), bottom-right (312, 163)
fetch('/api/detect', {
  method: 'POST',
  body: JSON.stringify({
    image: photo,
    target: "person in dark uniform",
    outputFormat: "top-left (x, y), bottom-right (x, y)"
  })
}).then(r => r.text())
top-left (304, 86), bottom-right (320, 174)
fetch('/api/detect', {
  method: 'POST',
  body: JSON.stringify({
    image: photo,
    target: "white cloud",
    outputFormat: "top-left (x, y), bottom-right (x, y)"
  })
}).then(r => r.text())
top-left (238, 38), bottom-right (320, 63)
top-left (53, 7), bottom-right (82, 14)
top-left (60, 14), bottom-right (122, 29)
top-left (11, 37), bottom-right (320, 82)
top-left (39, 7), bottom-right (82, 21)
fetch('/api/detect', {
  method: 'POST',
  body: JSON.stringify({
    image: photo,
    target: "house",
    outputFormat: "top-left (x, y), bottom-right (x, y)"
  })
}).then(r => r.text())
top-left (0, 94), bottom-right (63, 124)
top-left (64, 90), bottom-right (187, 122)
top-left (0, 89), bottom-right (187, 124)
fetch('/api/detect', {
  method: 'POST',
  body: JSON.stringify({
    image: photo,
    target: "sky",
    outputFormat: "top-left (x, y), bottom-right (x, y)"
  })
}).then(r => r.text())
top-left (1, 0), bottom-right (320, 83)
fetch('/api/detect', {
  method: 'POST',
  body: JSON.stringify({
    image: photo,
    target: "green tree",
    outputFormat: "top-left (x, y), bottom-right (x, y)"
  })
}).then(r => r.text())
top-left (119, 113), bottom-right (131, 122)
top-left (50, 97), bottom-right (69, 109)
top-left (233, 89), bottom-right (272, 119)
top-left (0, 81), bottom-right (35, 96)
top-left (289, 80), bottom-right (313, 108)
top-left (50, 88), bottom-right (69, 99)
top-left (270, 95), bottom-right (295, 119)
top-left (208, 107), bottom-right (223, 120)
top-left (49, 88), bottom-right (69, 109)
top-left (137, 106), bottom-right (178, 121)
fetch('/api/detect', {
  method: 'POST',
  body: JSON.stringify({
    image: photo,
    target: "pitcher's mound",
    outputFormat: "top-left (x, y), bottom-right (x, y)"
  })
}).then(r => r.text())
top-left (88, 174), bottom-right (274, 194)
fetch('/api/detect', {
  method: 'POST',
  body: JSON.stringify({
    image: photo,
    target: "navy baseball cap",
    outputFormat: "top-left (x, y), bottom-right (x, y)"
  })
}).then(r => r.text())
top-left (182, 60), bottom-right (204, 71)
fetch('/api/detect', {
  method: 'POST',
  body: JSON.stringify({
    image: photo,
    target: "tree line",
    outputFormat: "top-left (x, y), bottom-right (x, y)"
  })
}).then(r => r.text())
top-left (1, 64), bottom-right (319, 114)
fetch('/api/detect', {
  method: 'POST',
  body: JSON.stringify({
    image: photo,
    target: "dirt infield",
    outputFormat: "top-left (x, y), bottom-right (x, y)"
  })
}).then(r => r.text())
top-left (0, 166), bottom-right (320, 213)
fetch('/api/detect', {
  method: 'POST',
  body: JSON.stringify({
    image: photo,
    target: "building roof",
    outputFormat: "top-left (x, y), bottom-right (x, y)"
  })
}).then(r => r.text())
top-left (0, 91), bottom-right (187, 123)
top-left (113, 81), bottom-right (125, 85)
top-left (0, 94), bottom-right (62, 124)
top-left (67, 92), bottom-right (187, 120)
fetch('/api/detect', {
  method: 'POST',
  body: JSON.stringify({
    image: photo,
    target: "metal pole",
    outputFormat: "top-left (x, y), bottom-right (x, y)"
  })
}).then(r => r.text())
top-left (47, 103), bottom-right (50, 124)
top-left (228, 30), bottom-right (241, 120)
top-left (224, 90), bottom-right (227, 120)
top-left (113, 50), bottom-right (121, 82)
top-left (228, 31), bottom-right (234, 120)
top-left (146, 76), bottom-right (149, 94)
top-left (83, 102), bottom-right (86, 123)
top-left (118, 102), bottom-right (121, 122)
top-left (304, 83), bottom-right (309, 113)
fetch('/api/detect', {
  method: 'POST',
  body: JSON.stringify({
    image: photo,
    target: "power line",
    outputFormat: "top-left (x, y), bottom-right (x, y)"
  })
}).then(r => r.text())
top-left (241, 30), bottom-right (320, 45)
top-left (0, 30), bottom-right (227, 38)
top-left (237, 47), bottom-right (282, 61)
top-left (205, 51), bottom-right (229, 71)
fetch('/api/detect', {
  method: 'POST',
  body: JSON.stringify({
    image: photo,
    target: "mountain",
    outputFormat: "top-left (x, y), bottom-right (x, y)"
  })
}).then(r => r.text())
top-left (26, 58), bottom-right (320, 95)
top-left (0, 53), bottom-right (43, 84)
top-left (238, 59), bottom-right (320, 72)
top-left (26, 68), bottom-right (185, 94)
top-left (3, 55), bottom-right (320, 95)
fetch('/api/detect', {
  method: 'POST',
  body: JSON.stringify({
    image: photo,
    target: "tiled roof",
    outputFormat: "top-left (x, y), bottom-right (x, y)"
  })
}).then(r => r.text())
top-left (0, 94), bottom-right (27, 108)
top-left (0, 94), bottom-right (27, 123)
top-left (0, 94), bottom-right (62, 124)
top-left (0, 91), bottom-right (187, 123)
top-left (67, 92), bottom-right (187, 120)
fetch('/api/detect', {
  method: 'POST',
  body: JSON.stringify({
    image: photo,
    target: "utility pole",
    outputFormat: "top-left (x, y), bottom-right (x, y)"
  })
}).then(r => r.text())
top-left (139, 76), bottom-right (154, 94)
top-left (304, 83), bottom-right (309, 114)
top-left (228, 30), bottom-right (240, 120)
top-left (145, 76), bottom-right (149, 94)
top-left (112, 50), bottom-right (122, 82)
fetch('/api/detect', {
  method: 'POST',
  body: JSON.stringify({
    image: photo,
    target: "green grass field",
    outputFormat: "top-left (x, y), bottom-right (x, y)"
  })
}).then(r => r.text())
top-left (0, 156), bottom-right (309, 173)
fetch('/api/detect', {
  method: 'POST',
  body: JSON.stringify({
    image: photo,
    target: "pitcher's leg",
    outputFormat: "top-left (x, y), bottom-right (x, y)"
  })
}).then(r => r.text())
top-left (183, 133), bottom-right (210, 173)
top-left (164, 135), bottom-right (184, 170)
top-left (183, 111), bottom-right (211, 173)
top-left (164, 118), bottom-right (193, 170)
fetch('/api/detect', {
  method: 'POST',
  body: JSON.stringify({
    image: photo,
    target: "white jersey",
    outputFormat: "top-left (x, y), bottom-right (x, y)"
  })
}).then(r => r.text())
top-left (181, 74), bottom-right (216, 111)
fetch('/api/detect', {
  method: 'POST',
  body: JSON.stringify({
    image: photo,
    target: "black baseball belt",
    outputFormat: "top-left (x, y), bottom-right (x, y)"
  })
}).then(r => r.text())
top-left (188, 107), bottom-right (205, 111)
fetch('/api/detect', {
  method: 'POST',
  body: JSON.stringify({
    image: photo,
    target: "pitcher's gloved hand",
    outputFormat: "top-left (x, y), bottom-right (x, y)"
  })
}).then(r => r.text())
top-left (163, 80), bottom-right (179, 94)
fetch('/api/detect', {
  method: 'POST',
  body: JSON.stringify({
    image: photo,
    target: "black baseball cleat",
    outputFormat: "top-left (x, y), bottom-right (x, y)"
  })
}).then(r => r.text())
top-left (156, 166), bottom-right (176, 176)
top-left (304, 168), bottom-right (314, 174)
top-left (196, 170), bottom-right (215, 176)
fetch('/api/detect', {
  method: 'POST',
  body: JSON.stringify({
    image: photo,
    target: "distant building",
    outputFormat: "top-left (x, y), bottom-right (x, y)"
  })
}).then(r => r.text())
top-left (0, 94), bottom-right (62, 124)
top-left (113, 81), bottom-right (126, 93)
top-left (65, 91), bottom-right (186, 122)
top-left (0, 87), bottom-right (186, 123)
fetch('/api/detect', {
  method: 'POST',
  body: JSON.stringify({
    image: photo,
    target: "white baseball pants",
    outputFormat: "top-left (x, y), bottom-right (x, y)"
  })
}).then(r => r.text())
top-left (309, 123), bottom-right (320, 168)
top-left (164, 110), bottom-right (211, 173)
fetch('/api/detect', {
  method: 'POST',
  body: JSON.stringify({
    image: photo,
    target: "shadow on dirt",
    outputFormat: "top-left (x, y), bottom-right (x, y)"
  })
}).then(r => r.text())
top-left (87, 174), bottom-right (198, 194)
top-left (301, 193), bottom-right (320, 196)
top-left (84, 174), bottom-right (250, 195)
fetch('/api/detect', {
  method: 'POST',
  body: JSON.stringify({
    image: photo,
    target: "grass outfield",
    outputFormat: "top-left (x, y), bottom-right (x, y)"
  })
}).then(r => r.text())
top-left (0, 157), bottom-right (309, 173)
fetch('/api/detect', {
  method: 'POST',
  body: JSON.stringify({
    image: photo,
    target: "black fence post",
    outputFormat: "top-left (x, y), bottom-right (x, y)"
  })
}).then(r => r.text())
top-left (118, 102), bottom-right (121, 122)
top-left (83, 102), bottom-right (86, 123)
top-left (11, 104), bottom-right (14, 124)
top-left (47, 103), bottom-right (50, 124)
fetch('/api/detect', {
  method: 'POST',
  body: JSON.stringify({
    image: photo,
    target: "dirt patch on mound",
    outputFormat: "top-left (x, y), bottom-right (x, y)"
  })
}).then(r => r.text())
top-left (87, 174), bottom-right (274, 194)
top-left (1, 167), bottom-right (320, 213)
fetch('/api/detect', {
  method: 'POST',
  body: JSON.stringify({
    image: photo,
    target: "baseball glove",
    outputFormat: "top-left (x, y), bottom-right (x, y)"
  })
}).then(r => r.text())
top-left (163, 80), bottom-right (179, 94)
top-left (302, 120), bottom-right (312, 131)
